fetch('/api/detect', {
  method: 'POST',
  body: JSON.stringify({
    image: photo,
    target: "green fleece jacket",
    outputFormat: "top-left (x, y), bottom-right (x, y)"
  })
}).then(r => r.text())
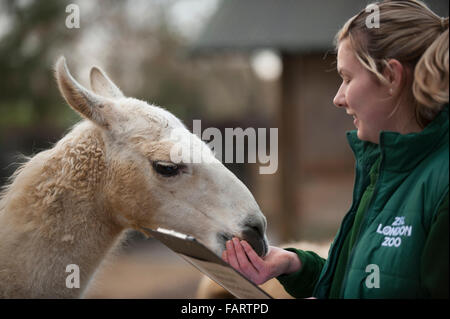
top-left (277, 105), bottom-right (449, 299)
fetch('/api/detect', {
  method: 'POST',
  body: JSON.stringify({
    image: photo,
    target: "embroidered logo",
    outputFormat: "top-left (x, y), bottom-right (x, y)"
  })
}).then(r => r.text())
top-left (376, 216), bottom-right (412, 248)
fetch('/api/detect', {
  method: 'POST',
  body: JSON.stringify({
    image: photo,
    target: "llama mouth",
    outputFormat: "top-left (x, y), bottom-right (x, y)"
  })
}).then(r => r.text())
top-left (217, 232), bottom-right (233, 246)
top-left (242, 227), bottom-right (268, 257)
top-left (218, 231), bottom-right (268, 257)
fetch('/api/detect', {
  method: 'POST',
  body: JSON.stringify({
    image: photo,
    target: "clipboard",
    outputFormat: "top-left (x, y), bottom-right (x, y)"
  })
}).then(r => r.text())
top-left (143, 227), bottom-right (273, 299)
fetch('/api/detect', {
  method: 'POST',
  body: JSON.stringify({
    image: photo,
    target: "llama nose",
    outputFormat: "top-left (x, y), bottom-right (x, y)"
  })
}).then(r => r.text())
top-left (241, 223), bottom-right (268, 257)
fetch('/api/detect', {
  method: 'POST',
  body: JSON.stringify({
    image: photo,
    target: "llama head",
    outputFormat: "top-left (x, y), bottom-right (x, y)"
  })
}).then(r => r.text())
top-left (55, 57), bottom-right (268, 257)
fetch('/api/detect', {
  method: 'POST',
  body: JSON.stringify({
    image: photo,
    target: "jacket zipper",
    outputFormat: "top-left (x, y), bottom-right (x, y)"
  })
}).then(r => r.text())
top-left (339, 153), bottom-right (384, 298)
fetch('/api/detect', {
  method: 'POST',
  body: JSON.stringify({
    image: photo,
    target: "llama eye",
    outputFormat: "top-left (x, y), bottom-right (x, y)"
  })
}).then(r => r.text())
top-left (152, 161), bottom-right (181, 177)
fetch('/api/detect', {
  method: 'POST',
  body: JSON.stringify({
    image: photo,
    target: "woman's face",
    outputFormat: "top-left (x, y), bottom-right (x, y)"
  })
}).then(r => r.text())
top-left (333, 38), bottom-right (394, 144)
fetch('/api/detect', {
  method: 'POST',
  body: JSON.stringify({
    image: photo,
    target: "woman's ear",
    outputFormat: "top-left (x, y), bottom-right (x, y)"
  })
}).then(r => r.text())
top-left (384, 59), bottom-right (406, 95)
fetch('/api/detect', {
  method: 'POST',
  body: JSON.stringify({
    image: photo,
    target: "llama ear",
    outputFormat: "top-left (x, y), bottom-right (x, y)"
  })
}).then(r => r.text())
top-left (90, 66), bottom-right (124, 99)
top-left (55, 56), bottom-right (112, 128)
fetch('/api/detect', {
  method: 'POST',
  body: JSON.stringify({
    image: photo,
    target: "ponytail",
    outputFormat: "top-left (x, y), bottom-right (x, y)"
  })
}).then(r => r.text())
top-left (413, 22), bottom-right (449, 127)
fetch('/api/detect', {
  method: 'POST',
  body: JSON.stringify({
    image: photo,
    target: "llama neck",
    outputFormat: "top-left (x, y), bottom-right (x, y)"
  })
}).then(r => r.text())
top-left (0, 203), bottom-right (123, 298)
top-left (0, 122), bottom-right (124, 298)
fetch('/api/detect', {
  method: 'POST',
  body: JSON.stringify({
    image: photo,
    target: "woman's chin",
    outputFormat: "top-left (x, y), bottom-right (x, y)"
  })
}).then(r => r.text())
top-left (356, 129), bottom-right (367, 141)
top-left (357, 130), bottom-right (378, 144)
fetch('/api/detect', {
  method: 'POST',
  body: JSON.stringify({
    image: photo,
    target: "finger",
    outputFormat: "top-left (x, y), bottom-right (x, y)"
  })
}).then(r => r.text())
top-left (232, 237), bottom-right (258, 274)
top-left (225, 240), bottom-right (240, 271)
top-left (240, 240), bottom-right (266, 272)
top-left (222, 250), bottom-right (228, 263)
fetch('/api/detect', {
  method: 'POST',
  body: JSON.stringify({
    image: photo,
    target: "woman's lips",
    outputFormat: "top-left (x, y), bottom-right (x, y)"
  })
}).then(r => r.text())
top-left (348, 113), bottom-right (357, 126)
top-left (346, 112), bottom-right (358, 127)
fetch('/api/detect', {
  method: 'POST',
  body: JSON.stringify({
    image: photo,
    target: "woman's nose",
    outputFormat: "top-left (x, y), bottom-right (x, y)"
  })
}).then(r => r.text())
top-left (333, 87), bottom-right (346, 108)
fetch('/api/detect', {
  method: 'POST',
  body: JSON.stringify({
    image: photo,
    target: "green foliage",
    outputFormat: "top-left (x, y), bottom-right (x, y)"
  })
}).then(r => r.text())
top-left (0, 0), bottom-right (73, 128)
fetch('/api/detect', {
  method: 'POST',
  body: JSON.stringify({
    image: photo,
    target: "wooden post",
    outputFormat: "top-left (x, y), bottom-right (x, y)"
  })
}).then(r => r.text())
top-left (277, 53), bottom-right (303, 242)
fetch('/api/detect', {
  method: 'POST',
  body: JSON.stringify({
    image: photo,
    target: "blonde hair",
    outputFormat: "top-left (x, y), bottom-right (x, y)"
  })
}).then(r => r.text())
top-left (335, 0), bottom-right (449, 127)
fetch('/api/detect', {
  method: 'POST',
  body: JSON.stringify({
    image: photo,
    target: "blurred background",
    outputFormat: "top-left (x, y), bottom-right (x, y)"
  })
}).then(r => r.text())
top-left (0, 0), bottom-right (447, 298)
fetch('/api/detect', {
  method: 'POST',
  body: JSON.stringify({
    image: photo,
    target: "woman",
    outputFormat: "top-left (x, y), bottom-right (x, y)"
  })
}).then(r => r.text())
top-left (222, 0), bottom-right (449, 298)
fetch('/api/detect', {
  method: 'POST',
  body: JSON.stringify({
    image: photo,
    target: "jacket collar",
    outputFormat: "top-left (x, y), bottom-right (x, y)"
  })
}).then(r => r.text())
top-left (346, 104), bottom-right (449, 173)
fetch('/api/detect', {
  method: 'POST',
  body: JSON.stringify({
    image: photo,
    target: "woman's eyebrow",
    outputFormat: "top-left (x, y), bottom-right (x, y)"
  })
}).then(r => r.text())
top-left (337, 67), bottom-right (352, 76)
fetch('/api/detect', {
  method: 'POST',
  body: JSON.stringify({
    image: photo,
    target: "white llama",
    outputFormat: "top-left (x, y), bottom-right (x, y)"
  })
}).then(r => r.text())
top-left (0, 57), bottom-right (268, 298)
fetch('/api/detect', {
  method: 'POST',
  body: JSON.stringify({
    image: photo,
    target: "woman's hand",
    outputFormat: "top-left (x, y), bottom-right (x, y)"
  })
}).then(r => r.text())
top-left (222, 237), bottom-right (302, 285)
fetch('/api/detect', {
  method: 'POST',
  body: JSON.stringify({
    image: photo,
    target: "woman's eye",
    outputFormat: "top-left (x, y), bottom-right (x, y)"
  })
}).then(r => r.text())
top-left (152, 161), bottom-right (181, 177)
